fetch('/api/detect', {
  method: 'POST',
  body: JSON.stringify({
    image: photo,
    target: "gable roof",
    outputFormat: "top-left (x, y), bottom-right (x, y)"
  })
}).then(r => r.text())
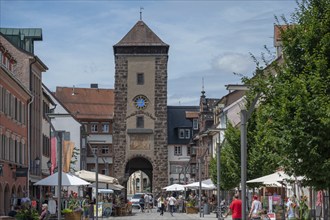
top-left (54, 87), bottom-right (114, 120)
top-left (114, 20), bottom-right (168, 47)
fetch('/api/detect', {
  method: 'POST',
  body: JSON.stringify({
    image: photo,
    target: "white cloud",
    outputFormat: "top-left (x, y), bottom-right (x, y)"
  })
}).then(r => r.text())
top-left (1, 0), bottom-right (297, 105)
top-left (211, 53), bottom-right (256, 76)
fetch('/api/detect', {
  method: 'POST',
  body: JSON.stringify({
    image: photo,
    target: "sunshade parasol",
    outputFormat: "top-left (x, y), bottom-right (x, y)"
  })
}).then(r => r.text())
top-left (34, 172), bottom-right (90, 186)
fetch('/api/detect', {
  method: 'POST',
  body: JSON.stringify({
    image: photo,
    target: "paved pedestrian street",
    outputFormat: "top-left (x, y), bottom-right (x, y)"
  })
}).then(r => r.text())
top-left (97, 208), bottom-right (232, 220)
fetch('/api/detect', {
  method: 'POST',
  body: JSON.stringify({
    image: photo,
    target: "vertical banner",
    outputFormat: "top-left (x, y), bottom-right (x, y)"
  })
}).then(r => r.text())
top-left (94, 203), bottom-right (102, 217)
top-left (268, 196), bottom-right (273, 213)
top-left (63, 141), bottom-right (75, 172)
top-left (51, 136), bottom-right (57, 174)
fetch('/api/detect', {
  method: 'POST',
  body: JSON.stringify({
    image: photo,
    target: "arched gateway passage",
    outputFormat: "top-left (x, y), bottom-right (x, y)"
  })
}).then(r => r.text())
top-left (124, 157), bottom-right (153, 194)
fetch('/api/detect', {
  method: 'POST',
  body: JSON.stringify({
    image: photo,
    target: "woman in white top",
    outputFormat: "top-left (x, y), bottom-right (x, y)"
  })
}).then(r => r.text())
top-left (249, 195), bottom-right (262, 220)
top-left (167, 195), bottom-right (177, 216)
top-left (286, 196), bottom-right (297, 219)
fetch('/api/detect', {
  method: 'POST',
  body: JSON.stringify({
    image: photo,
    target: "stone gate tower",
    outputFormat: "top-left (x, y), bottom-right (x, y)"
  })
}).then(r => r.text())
top-left (113, 20), bottom-right (169, 192)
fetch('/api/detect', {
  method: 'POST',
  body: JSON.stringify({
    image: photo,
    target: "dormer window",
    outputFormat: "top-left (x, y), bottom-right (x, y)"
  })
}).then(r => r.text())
top-left (179, 129), bottom-right (185, 139)
top-left (178, 129), bottom-right (191, 139)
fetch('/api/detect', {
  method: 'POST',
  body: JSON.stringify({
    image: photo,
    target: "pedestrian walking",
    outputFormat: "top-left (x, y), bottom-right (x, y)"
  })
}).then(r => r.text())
top-left (148, 194), bottom-right (153, 211)
top-left (144, 193), bottom-right (150, 213)
top-left (167, 194), bottom-right (177, 217)
top-left (286, 196), bottom-right (297, 220)
top-left (225, 193), bottom-right (242, 220)
top-left (157, 195), bottom-right (165, 216)
top-left (139, 195), bottom-right (145, 212)
top-left (249, 195), bottom-right (262, 220)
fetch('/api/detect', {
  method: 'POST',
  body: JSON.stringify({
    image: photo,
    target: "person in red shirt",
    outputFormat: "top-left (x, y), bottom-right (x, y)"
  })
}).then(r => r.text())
top-left (226, 194), bottom-right (242, 220)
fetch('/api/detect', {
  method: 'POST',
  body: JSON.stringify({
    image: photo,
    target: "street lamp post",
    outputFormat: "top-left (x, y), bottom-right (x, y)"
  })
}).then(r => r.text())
top-left (35, 156), bottom-right (40, 175)
top-left (198, 158), bottom-right (203, 218)
top-left (47, 160), bottom-right (52, 175)
top-left (57, 131), bottom-right (63, 220)
top-left (226, 84), bottom-right (260, 220)
top-left (87, 140), bottom-right (105, 220)
top-left (44, 113), bottom-right (64, 220)
top-left (196, 147), bottom-right (209, 218)
top-left (217, 141), bottom-right (222, 220)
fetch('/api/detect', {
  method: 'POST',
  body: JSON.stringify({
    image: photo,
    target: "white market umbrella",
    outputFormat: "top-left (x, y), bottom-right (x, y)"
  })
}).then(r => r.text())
top-left (247, 171), bottom-right (304, 184)
top-left (75, 170), bottom-right (119, 184)
top-left (34, 172), bottom-right (90, 186)
top-left (202, 178), bottom-right (216, 189)
top-left (163, 184), bottom-right (185, 192)
top-left (184, 181), bottom-right (216, 190)
top-left (91, 182), bottom-right (125, 191)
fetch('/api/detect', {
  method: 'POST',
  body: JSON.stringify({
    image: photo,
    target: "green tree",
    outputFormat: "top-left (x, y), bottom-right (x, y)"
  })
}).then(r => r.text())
top-left (210, 123), bottom-right (241, 190)
top-left (251, 0), bottom-right (330, 190)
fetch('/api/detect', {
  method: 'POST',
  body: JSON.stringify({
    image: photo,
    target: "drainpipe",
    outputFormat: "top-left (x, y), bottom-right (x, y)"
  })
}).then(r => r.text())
top-left (27, 57), bottom-right (37, 198)
top-left (26, 95), bottom-right (34, 198)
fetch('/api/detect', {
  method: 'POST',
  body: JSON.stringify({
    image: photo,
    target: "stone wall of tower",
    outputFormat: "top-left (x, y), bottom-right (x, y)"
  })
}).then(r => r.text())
top-left (153, 56), bottom-right (168, 192)
top-left (113, 54), bottom-right (169, 192)
top-left (113, 56), bottom-right (128, 180)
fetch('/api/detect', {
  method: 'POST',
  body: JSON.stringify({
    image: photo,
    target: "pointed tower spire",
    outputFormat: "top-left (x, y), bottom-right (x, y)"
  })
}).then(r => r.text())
top-left (201, 77), bottom-right (205, 97)
top-left (140, 7), bottom-right (144, 20)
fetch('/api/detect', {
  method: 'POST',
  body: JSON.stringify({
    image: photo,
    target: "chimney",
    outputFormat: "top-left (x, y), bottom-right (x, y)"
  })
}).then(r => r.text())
top-left (90, 83), bottom-right (98, 88)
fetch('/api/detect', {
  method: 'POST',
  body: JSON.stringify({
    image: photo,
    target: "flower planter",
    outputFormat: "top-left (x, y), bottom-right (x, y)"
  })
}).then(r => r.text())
top-left (64, 212), bottom-right (82, 220)
top-left (186, 206), bottom-right (199, 214)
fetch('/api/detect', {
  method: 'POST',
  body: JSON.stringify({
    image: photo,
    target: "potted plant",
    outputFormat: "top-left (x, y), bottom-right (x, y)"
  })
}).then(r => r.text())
top-left (15, 208), bottom-right (39, 220)
top-left (185, 199), bottom-right (198, 214)
top-left (62, 194), bottom-right (83, 220)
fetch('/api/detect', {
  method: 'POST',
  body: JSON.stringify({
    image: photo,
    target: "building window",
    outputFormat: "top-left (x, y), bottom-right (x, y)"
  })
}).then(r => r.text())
top-left (91, 123), bottom-right (98, 133)
top-left (174, 146), bottom-right (182, 156)
top-left (185, 129), bottom-right (190, 139)
top-left (0, 134), bottom-right (3, 159)
top-left (187, 146), bottom-right (191, 156)
top-left (178, 129), bottom-right (185, 139)
top-left (170, 164), bottom-right (183, 174)
top-left (9, 138), bottom-right (14, 161)
top-left (137, 73), bottom-right (144, 85)
top-left (193, 119), bottom-right (198, 130)
top-left (100, 145), bottom-right (109, 155)
top-left (0, 85), bottom-right (3, 113)
top-left (102, 124), bottom-right (109, 133)
top-left (19, 142), bottom-right (23, 164)
top-left (15, 139), bottom-right (18, 163)
top-left (136, 116), bottom-right (144, 128)
top-left (90, 146), bottom-right (98, 155)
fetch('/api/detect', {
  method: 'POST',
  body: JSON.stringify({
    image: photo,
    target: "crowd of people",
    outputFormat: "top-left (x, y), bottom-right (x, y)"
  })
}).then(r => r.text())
top-left (223, 193), bottom-right (310, 220)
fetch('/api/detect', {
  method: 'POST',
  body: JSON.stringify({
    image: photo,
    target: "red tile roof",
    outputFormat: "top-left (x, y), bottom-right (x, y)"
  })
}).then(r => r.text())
top-left (55, 87), bottom-right (114, 120)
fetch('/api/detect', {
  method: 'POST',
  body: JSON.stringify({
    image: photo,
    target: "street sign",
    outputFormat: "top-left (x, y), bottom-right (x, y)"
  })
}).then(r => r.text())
top-left (15, 167), bottom-right (28, 177)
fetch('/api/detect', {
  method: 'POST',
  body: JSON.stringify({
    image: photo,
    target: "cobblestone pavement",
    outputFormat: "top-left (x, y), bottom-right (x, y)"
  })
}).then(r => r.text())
top-left (96, 208), bottom-right (232, 220)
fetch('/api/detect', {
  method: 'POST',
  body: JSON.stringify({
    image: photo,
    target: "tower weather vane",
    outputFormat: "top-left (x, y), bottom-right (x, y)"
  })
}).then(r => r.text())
top-left (140, 7), bottom-right (144, 20)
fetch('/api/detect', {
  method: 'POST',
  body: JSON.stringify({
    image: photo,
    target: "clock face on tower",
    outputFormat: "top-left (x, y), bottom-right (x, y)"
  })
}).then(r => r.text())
top-left (133, 95), bottom-right (149, 110)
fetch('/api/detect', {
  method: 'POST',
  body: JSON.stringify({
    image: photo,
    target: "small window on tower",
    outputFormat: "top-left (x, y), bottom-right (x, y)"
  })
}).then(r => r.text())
top-left (137, 73), bottom-right (144, 85)
top-left (136, 116), bottom-right (144, 128)
top-left (193, 119), bottom-right (198, 130)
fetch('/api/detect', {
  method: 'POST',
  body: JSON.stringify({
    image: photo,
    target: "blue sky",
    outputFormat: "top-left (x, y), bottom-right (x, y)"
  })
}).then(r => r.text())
top-left (1, 0), bottom-right (297, 105)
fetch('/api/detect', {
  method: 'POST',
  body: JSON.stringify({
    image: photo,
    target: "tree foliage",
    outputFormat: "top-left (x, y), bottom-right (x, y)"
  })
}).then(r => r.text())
top-left (220, 123), bottom-right (241, 190)
top-left (249, 0), bottom-right (330, 190)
